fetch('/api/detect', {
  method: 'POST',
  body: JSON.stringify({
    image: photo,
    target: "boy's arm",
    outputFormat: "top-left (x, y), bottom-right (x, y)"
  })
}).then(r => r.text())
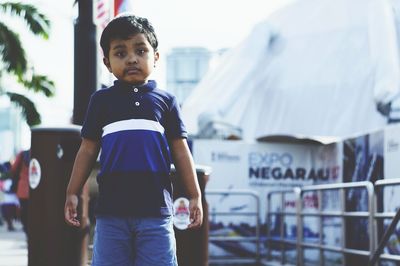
top-left (169, 138), bottom-right (203, 229)
top-left (64, 138), bottom-right (100, 227)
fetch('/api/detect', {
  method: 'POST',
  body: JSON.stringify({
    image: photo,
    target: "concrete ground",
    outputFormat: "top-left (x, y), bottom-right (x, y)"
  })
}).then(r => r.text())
top-left (0, 221), bottom-right (27, 266)
top-left (0, 219), bottom-right (267, 266)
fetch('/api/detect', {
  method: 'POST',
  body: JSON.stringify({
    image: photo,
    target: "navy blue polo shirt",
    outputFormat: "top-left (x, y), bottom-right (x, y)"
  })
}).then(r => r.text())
top-left (81, 80), bottom-right (187, 217)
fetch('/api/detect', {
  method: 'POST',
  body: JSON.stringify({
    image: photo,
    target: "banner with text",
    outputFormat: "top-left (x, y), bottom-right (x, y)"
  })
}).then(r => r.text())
top-left (192, 139), bottom-right (342, 259)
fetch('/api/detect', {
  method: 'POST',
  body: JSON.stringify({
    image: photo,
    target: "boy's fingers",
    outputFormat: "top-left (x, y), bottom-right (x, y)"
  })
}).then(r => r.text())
top-left (64, 194), bottom-right (80, 227)
top-left (188, 208), bottom-right (202, 229)
top-left (65, 206), bottom-right (80, 227)
top-left (66, 216), bottom-right (80, 227)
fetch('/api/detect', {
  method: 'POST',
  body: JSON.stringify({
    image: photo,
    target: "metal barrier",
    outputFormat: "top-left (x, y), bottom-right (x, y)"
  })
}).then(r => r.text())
top-left (207, 180), bottom-right (400, 265)
top-left (296, 181), bottom-right (375, 266)
top-left (265, 189), bottom-right (298, 265)
top-left (370, 178), bottom-right (400, 264)
top-left (262, 181), bottom-right (375, 266)
top-left (206, 189), bottom-right (261, 265)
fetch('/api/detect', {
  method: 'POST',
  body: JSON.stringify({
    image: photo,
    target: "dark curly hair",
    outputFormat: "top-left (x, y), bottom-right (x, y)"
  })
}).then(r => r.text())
top-left (100, 14), bottom-right (158, 58)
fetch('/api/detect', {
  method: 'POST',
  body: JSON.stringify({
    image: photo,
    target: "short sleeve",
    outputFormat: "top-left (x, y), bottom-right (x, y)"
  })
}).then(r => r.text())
top-left (164, 96), bottom-right (188, 140)
top-left (81, 93), bottom-right (103, 140)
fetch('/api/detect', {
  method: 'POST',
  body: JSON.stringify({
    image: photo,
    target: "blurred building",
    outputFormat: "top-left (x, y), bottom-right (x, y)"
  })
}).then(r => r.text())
top-left (166, 47), bottom-right (212, 105)
top-left (0, 97), bottom-right (24, 162)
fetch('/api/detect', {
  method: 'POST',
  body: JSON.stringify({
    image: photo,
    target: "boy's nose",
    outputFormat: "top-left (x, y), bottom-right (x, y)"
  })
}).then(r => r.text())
top-left (127, 54), bottom-right (137, 64)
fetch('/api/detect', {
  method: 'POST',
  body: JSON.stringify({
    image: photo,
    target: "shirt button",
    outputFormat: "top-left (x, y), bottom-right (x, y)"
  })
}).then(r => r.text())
top-left (135, 102), bottom-right (140, 106)
top-left (133, 88), bottom-right (138, 92)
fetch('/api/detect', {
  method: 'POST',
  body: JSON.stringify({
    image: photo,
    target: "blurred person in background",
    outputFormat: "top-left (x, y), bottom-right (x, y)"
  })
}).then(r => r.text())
top-left (0, 161), bottom-right (12, 228)
top-left (0, 178), bottom-right (19, 231)
top-left (0, 161), bottom-right (11, 226)
top-left (10, 150), bottom-right (30, 234)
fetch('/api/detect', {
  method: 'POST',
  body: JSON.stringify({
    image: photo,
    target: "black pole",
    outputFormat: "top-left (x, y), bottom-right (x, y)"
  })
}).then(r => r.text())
top-left (368, 207), bottom-right (400, 266)
top-left (73, 0), bottom-right (97, 125)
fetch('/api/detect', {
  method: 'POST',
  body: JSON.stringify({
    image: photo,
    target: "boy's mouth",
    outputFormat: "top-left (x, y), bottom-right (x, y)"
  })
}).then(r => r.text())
top-left (125, 67), bottom-right (141, 75)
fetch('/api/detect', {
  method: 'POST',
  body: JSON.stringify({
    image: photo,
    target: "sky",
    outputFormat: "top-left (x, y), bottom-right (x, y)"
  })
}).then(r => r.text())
top-left (5, 0), bottom-right (292, 148)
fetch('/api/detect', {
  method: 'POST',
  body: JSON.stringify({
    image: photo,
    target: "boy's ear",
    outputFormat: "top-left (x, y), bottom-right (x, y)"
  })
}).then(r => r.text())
top-left (154, 51), bottom-right (160, 66)
top-left (103, 57), bottom-right (112, 72)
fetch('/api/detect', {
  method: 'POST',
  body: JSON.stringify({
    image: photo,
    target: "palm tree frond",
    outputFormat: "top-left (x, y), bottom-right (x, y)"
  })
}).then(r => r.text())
top-left (0, 21), bottom-right (27, 74)
top-left (0, 3), bottom-right (54, 126)
top-left (0, 2), bottom-right (50, 39)
top-left (18, 73), bottom-right (55, 97)
top-left (6, 92), bottom-right (41, 126)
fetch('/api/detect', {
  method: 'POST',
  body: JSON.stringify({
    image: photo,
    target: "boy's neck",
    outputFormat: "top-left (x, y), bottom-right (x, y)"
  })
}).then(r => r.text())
top-left (114, 79), bottom-right (157, 90)
top-left (121, 80), bottom-right (147, 86)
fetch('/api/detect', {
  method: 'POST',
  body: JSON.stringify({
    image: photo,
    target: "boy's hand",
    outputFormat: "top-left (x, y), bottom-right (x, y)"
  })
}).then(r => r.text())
top-left (188, 197), bottom-right (203, 229)
top-left (64, 194), bottom-right (80, 227)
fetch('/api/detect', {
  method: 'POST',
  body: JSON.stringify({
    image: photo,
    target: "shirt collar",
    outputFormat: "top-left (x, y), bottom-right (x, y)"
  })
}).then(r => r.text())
top-left (113, 80), bottom-right (157, 92)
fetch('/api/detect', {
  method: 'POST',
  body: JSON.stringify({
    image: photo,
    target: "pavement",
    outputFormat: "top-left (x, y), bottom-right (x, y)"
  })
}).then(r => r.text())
top-left (0, 221), bottom-right (27, 266)
top-left (0, 220), bottom-right (264, 266)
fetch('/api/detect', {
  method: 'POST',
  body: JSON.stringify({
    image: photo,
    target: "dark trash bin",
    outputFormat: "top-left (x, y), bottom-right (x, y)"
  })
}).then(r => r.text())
top-left (28, 126), bottom-right (89, 266)
top-left (171, 165), bottom-right (211, 266)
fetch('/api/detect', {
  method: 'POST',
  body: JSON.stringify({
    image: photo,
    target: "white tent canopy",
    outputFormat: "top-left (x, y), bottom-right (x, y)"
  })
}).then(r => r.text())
top-left (182, 0), bottom-right (400, 140)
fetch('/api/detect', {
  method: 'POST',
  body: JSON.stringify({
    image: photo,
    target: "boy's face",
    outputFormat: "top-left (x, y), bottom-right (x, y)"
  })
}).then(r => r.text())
top-left (103, 33), bottom-right (159, 85)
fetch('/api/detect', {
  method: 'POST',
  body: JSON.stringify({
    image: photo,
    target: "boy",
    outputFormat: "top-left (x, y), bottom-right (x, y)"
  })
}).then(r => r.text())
top-left (64, 14), bottom-right (202, 266)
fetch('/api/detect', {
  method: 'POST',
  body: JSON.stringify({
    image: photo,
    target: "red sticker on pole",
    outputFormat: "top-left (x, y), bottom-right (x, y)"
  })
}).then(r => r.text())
top-left (29, 158), bottom-right (42, 189)
top-left (173, 197), bottom-right (190, 230)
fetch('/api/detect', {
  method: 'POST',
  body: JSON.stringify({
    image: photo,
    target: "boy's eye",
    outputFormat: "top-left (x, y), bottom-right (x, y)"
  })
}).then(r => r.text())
top-left (115, 51), bottom-right (126, 57)
top-left (136, 49), bottom-right (146, 55)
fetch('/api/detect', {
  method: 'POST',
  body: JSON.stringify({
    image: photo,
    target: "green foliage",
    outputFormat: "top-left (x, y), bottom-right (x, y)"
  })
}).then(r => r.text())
top-left (6, 92), bottom-right (41, 125)
top-left (0, 2), bottom-right (50, 39)
top-left (0, 2), bottom-right (55, 126)
top-left (0, 21), bottom-right (27, 74)
top-left (18, 74), bottom-right (55, 97)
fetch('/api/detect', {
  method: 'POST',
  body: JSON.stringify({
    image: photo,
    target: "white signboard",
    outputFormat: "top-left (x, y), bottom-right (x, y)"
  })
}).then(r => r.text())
top-left (193, 140), bottom-right (341, 221)
top-left (384, 124), bottom-right (400, 180)
top-left (192, 139), bottom-right (342, 259)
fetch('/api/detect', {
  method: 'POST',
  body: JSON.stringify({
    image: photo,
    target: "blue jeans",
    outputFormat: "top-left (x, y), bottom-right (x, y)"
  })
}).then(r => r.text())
top-left (92, 216), bottom-right (177, 266)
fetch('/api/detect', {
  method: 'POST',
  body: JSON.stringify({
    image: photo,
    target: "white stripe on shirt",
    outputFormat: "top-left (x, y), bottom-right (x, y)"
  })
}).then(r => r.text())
top-left (102, 119), bottom-right (165, 137)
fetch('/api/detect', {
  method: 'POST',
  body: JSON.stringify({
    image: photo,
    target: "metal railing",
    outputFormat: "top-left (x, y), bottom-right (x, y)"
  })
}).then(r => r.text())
top-left (206, 189), bottom-right (261, 265)
top-left (208, 179), bottom-right (400, 265)
top-left (262, 181), bottom-right (375, 266)
top-left (296, 181), bottom-right (375, 266)
top-left (369, 178), bottom-right (400, 264)
top-left (265, 189), bottom-right (298, 265)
